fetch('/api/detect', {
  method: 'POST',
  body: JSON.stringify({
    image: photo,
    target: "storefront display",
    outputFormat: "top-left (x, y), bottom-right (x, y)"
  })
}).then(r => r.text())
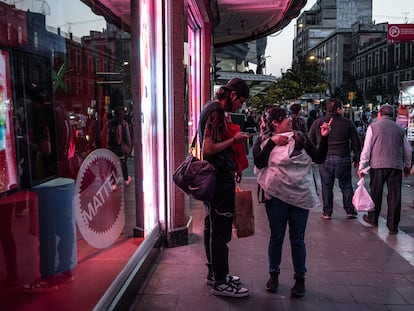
top-left (0, 50), bottom-right (17, 194)
top-left (398, 80), bottom-right (414, 142)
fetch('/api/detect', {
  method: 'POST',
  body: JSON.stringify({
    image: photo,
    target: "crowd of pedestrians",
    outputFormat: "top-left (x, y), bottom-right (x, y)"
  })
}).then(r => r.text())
top-left (198, 78), bottom-right (412, 300)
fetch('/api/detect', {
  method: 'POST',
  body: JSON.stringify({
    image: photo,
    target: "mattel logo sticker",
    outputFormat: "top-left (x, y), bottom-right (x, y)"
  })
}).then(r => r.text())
top-left (75, 149), bottom-right (125, 249)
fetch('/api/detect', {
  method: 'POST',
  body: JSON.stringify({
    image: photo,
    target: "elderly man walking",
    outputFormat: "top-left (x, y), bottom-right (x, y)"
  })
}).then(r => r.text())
top-left (358, 104), bottom-right (412, 234)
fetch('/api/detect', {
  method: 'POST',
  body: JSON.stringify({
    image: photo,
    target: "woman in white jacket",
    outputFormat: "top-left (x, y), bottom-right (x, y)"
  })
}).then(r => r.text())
top-left (253, 107), bottom-right (332, 297)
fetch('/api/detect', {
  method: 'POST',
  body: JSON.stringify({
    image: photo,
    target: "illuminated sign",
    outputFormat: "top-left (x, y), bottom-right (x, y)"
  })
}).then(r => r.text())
top-left (0, 50), bottom-right (17, 194)
top-left (388, 24), bottom-right (414, 43)
top-left (75, 149), bottom-right (125, 249)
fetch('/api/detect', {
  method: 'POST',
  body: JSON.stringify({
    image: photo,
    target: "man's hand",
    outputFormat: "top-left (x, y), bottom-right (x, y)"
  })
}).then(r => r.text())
top-left (233, 132), bottom-right (250, 143)
top-left (235, 171), bottom-right (242, 183)
top-left (320, 118), bottom-right (333, 137)
top-left (404, 167), bottom-right (411, 177)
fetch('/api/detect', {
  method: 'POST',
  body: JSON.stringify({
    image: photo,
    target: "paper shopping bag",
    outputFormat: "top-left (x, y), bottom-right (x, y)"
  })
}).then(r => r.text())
top-left (233, 189), bottom-right (255, 238)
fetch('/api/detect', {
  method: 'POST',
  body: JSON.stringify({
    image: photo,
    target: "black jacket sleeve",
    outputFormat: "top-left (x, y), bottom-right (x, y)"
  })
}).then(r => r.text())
top-left (304, 135), bottom-right (328, 164)
top-left (253, 136), bottom-right (276, 169)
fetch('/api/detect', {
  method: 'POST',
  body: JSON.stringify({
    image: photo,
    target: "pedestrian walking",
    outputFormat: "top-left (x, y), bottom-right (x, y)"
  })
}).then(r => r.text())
top-left (198, 78), bottom-right (251, 298)
top-left (358, 104), bottom-right (412, 234)
top-left (253, 107), bottom-right (332, 297)
top-left (308, 98), bottom-right (362, 220)
top-left (306, 109), bottom-right (318, 131)
top-left (290, 103), bottom-right (307, 133)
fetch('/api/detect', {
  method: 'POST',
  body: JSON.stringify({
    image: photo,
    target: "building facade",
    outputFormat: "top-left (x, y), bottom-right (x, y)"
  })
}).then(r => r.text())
top-left (293, 0), bottom-right (414, 107)
top-left (0, 0), bottom-right (305, 310)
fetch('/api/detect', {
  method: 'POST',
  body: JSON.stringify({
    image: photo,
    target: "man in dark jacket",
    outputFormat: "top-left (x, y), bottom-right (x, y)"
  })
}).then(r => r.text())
top-left (308, 98), bottom-right (362, 220)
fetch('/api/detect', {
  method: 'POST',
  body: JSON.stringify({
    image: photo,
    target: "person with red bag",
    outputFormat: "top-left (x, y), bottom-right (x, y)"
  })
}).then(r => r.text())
top-left (198, 78), bottom-right (250, 298)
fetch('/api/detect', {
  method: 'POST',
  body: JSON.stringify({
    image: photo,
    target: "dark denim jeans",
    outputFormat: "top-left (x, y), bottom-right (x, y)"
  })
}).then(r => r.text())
top-left (265, 197), bottom-right (309, 278)
top-left (203, 168), bottom-right (235, 283)
top-left (319, 155), bottom-right (355, 216)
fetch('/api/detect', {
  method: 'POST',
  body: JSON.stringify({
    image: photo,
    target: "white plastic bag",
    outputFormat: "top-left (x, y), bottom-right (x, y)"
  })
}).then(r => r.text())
top-left (352, 177), bottom-right (375, 212)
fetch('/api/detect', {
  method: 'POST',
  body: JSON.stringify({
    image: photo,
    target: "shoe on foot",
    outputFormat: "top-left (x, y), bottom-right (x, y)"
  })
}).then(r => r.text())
top-left (212, 280), bottom-right (249, 298)
top-left (291, 277), bottom-right (305, 297)
top-left (322, 213), bottom-right (331, 220)
top-left (54, 271), bottom-right (74, 284)
top-left (23, 278), bottom-right (58, 293)
top-left (206, 274), bottom-right (241, 286)
top-left (346, 213), bottom-right (357, 219)
top-left (206, 263), bottom-right (214, 285)
top-left (362, 214), bottom-right (377, 226)
top-left (389, 228), bottom-right (399, 235)
top-left (265, 272), bottom-right (278, 293)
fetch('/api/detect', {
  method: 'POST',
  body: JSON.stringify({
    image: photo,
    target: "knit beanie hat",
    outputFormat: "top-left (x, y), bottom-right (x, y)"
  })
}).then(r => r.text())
top-left (224, 78), bottom-right (249, 98)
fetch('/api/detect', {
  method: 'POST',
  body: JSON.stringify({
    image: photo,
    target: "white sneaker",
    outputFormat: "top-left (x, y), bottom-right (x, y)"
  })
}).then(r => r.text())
top-left (206, 274), bottom-right (241, 286)
top-left (212, 280), bottom-right (249, 298)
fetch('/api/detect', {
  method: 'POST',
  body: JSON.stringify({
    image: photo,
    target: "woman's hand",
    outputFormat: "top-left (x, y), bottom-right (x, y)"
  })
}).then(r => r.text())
top-left (270, 134), bottom-right (289, 146)
top-left (320, 118), bottom-right (333, 137)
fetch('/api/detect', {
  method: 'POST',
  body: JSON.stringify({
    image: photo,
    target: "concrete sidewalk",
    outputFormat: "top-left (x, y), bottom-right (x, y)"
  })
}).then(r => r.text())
top-left (130, 174), bottom-right (414, 311)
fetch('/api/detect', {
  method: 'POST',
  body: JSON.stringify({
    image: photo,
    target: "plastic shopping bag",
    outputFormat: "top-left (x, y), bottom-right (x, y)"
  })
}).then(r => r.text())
top-left (352, 177), bottom-right (375, 212)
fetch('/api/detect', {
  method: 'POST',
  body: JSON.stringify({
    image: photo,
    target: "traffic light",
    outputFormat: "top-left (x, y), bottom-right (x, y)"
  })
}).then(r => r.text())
top-left (348, 91), bottom-right (355, 101)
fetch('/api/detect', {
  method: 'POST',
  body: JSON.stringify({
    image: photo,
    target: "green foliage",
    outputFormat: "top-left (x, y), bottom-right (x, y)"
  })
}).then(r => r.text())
top-left (249, 53), bottom-right (329, 109)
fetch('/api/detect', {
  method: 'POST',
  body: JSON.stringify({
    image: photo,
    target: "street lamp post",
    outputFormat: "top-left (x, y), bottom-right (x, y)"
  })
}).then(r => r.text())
top-left (308, 54), bottom-right (332, 101)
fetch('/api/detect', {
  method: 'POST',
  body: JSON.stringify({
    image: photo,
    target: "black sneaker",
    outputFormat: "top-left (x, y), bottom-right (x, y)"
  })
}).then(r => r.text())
top-left (265, 272), bottom-right (278, 293)
top-left (291, 277), bottom-right (305, 297)
top-left (212, 280), bottom-right (249, 298)
top-left (389, 228), bottom-right (399, 235)
top-left (362, 214), bottom-right (377, 226)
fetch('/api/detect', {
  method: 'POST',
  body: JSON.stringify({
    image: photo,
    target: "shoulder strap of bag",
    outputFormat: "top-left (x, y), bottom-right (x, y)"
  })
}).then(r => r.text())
top-left (197, 101), bottom-right (221, 148)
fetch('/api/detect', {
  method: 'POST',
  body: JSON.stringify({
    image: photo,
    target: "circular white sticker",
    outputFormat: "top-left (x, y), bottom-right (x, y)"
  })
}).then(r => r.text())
top-left (75, 149), bottom-right (125, 249)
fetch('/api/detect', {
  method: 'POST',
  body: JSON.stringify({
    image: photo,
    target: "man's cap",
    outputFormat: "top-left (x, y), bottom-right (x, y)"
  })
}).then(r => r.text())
top-left (224, 78), bottom-right (249, 98)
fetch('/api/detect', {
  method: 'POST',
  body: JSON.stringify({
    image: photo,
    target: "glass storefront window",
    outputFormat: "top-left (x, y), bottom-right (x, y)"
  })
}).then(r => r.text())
top-left (0, 1), bottom-right (145, 308)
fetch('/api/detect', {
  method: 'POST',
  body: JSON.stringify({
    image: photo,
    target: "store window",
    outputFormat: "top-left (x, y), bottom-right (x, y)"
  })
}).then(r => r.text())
top-left (0, 0), bottom-right (145, 308)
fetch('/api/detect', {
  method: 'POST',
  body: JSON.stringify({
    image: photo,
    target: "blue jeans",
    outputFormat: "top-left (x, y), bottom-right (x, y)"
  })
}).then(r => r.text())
top-left (319, 155), bottom-right (355, 216)
top-left (265, 197), bottom-right (309, 278)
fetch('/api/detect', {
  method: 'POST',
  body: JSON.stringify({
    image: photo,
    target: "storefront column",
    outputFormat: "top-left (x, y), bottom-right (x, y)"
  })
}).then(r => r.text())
top-left (169, 0), bottom-right (188, 247)
top-left (131, 0), bottom-right (144, 237)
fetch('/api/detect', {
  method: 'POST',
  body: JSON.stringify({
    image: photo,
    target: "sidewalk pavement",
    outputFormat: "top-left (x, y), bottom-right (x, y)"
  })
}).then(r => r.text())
top-left (131, 170), bottom-right (414, 311)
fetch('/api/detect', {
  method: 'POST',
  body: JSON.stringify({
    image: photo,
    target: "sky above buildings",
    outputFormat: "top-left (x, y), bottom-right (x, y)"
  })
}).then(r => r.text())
top-left (265, 0), bottom-right (414, 77)
top-left (6, 0), bottom-right (414, 78)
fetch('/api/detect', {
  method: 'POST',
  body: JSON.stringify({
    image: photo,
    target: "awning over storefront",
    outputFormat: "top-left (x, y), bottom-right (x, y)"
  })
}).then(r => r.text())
top-left (81, 0), bottom-right (308, 46)
top-left (211, 0), bottom-right (308, 47)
